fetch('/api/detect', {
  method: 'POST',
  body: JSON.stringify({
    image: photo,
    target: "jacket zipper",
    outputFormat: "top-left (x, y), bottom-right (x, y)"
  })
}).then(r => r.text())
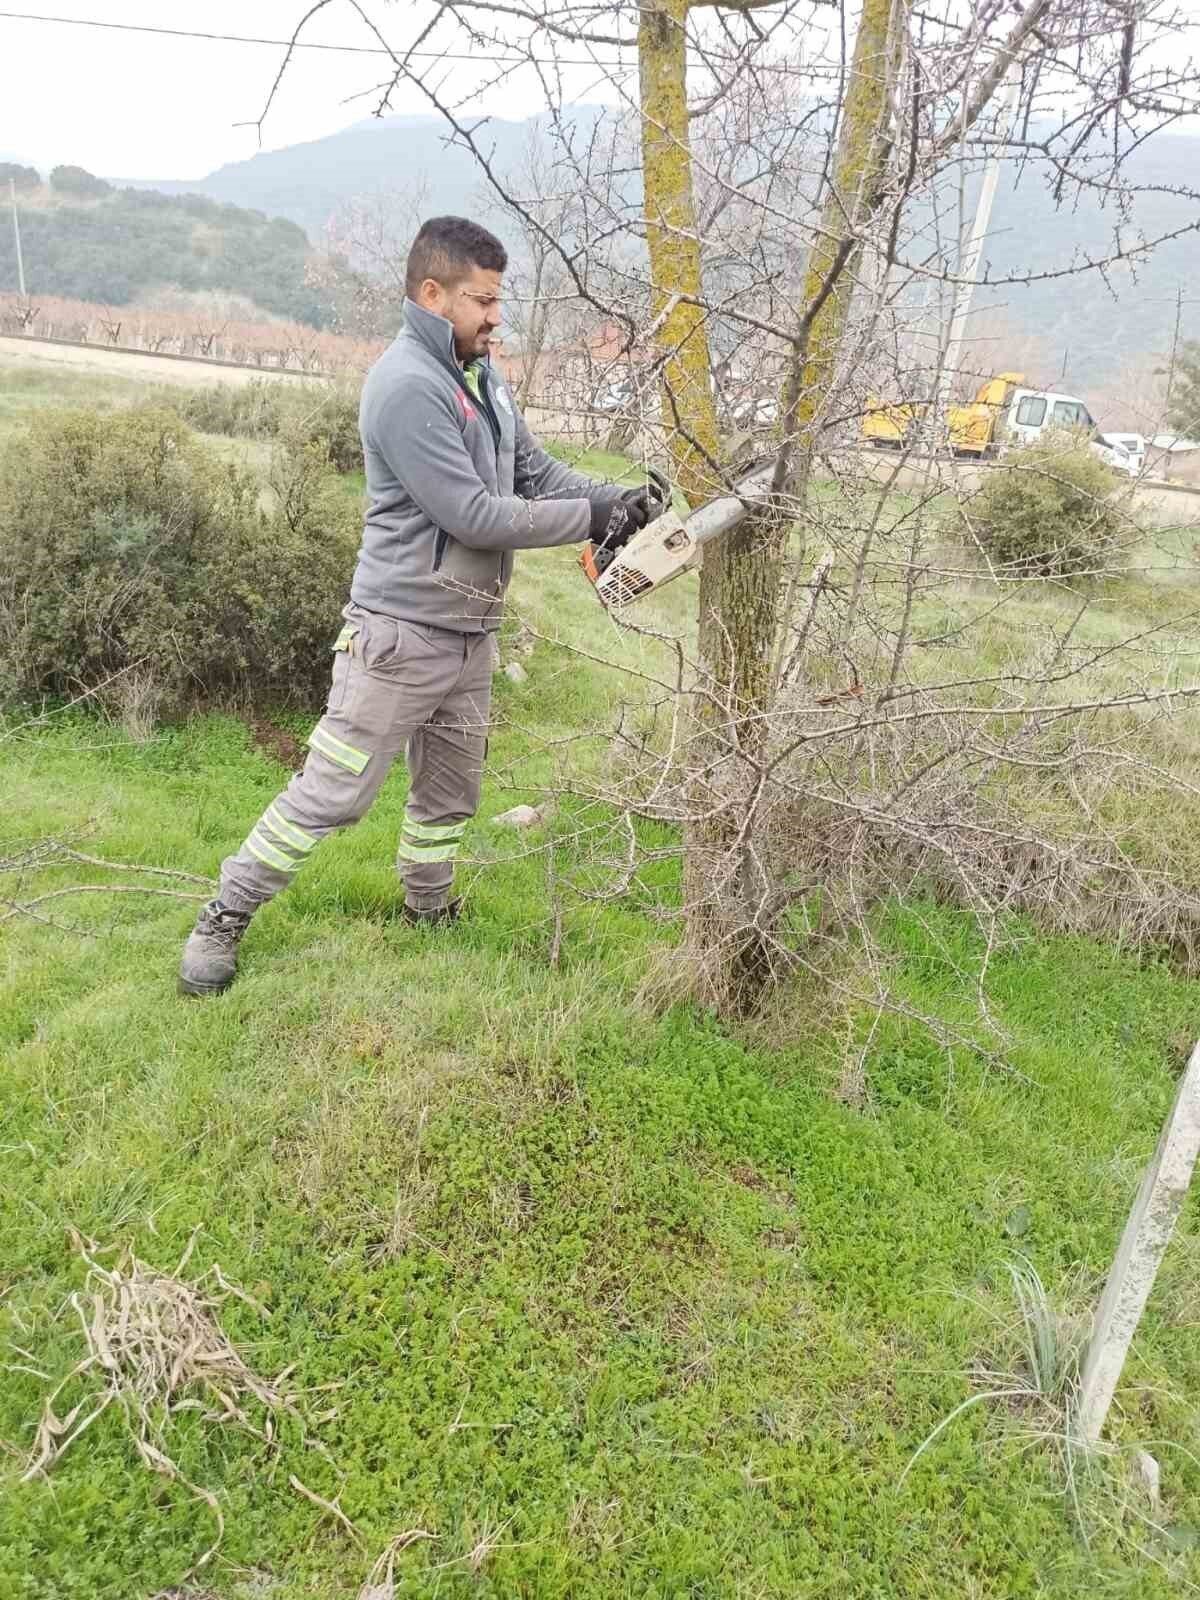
top-left (478, 387), bottom-right (501, 454)
top-left (471, 369), bottom-right (505, 610)
top-left (463, 364), bottom-right (501, 456)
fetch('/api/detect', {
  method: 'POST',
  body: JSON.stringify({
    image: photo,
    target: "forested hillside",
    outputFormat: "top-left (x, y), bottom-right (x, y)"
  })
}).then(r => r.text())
top-left (0, 171), bottom-right (325, 326)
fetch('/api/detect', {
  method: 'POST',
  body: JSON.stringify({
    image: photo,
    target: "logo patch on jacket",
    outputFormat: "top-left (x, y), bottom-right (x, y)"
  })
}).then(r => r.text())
top-left (455, 389), bottom-right (477, 422)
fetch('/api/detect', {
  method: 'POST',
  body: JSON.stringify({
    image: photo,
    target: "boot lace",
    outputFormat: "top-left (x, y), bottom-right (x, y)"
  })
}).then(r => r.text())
top-left (198, 902), bottom-right (251, 947)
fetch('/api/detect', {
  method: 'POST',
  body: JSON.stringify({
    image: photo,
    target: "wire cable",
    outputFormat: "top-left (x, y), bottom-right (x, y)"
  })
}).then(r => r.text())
top-left (0, 8), bottom-right (633, 68)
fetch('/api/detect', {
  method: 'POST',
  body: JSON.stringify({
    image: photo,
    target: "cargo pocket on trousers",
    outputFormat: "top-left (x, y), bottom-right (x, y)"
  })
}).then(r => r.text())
top-left (325, 623), bottom-right (359, 715)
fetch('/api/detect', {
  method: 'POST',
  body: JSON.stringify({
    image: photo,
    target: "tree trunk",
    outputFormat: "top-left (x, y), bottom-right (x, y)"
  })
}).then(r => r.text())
top-left (762, 0), bottom-right (903, 722)
top-left (636, 0), bottom-right (903, 1011)
top-left (637, 0), bottom-right (720, 507)
top-left (710, 0), bottom-right (903, 1008)
top-left (777, 0), bottom-right (902, 511)
top-left (638, 0), bottom-right (782, 1009)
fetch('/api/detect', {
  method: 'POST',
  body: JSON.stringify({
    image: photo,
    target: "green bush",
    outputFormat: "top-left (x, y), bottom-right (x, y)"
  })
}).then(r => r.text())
top-left (0, 161), bottom-right (39, 192)
top-left (290, 377), bottom-right (363, 475)
top-left (163, 378), bottom-right (286, 440)
top-left (167, 378), bottom-right (364, 473)
top-left (966, 436), bottom-right (1126, 577)
top-left (0, 406), bottom-right (360, 717)
top-left (49, 163), bottom-right (111, 197)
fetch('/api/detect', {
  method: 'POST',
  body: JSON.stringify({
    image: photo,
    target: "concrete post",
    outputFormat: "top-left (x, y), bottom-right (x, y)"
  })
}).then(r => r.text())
top-left (1077, 1041), bottom-right (1200, 1443)
top-left (9, 177), bottom-right (26, 297)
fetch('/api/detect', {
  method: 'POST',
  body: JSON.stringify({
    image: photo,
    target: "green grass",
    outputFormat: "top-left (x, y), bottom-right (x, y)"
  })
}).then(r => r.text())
top-left (545, 441), bottom-right (645, 483)
top-left (3, 673), bottom-right (1200, 1598)
top-left (0, 363), bottom-right (153, 440)
top-left (785, 470), bottom-right (1200, 893)
top-left (3, 375), bottom-right (1200, 1597)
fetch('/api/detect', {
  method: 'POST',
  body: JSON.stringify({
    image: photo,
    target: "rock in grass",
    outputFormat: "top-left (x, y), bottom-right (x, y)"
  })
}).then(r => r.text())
top-left (492, 803), bottom-right (546, 828)
top-left (504, 661), bottom-right (529, 685)
top-left (1135, 1449), bottom-right (1161, 1509)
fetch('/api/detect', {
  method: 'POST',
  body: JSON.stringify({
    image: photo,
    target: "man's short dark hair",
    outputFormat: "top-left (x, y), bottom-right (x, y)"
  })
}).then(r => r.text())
top-left (405, 216), bottom-right (507, 299)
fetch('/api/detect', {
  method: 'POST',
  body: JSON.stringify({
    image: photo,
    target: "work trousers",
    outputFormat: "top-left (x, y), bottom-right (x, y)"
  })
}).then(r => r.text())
top-left (219, 603), bottom-right (492, 915)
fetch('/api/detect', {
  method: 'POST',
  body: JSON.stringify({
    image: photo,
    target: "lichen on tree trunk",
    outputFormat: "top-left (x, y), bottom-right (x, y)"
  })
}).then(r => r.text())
top-left (779, 0), bottom-right (902, 505)
top-left (639, 0), bottom-right (747, 1004)
top-left (637, 0), bottom-right (720, 509)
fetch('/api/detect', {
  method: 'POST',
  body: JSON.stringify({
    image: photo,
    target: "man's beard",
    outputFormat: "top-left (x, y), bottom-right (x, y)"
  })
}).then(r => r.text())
top-left (455, 331), bottom-right (489, 359)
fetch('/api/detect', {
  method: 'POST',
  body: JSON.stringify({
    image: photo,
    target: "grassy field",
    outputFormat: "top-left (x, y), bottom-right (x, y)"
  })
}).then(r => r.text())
top-left (2, 360), bottom-right (1200, 1598)
top-left (0, 363), bottom-right (153, 436)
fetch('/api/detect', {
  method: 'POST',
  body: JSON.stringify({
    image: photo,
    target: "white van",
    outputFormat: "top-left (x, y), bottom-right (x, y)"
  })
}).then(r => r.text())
top-left (1005, 388), bottom-right (1136, 475)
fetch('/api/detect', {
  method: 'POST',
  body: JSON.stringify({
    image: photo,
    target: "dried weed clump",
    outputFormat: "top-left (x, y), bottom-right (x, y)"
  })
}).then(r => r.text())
top-left (21, 1229), bottom-right (319, 1574)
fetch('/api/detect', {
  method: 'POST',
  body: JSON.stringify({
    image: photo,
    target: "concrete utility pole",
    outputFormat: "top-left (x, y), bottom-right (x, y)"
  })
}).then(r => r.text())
top-left (934, 69), bottom-right (1022, 429)
top-left (1076, 1040), bottom-right (1200, 1443)
top-left (9, 177), bottom-right (26, 296)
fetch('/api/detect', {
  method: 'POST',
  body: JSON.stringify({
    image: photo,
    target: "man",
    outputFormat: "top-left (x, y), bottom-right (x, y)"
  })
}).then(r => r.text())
top-left (179, 215), bottom-right (661, 995)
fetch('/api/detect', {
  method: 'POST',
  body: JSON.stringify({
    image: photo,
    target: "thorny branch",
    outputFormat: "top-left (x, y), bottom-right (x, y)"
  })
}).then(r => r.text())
top-left (1, 841), bottom-right (215, 933)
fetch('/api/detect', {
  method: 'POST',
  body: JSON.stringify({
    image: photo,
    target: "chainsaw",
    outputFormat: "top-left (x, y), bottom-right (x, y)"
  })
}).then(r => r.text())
top-left (579, 465), bottom-right (773, 609)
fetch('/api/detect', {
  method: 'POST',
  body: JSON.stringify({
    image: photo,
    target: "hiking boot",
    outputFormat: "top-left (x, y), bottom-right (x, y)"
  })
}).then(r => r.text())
top-left (400, 897), bottom-right (463, 927)
top-left (178, 899), bottom-right (253, 996)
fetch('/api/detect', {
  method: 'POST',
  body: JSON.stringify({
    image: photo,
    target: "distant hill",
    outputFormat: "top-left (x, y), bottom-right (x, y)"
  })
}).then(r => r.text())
top-left (966, 134), bottom-right (1198, 402)
top-left (114, 110), bottom-right (1198, 399)
top-left (1, 175), bottom-right (326, 326)
top-left (115, 114), bottom-right (571, 249)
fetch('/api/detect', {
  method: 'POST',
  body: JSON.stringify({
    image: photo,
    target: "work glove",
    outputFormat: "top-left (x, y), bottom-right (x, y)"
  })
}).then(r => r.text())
top-left (586, 494), bottom-right (644, 580)
top-left (588, 478), bottom-right (669, 551)
top-left (621, 476), bottom-right (671, 527)
top-left (589, 490), bottom-right (644, 551)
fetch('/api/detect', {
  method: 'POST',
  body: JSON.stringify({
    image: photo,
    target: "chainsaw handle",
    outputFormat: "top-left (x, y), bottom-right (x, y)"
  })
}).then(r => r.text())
top-left (581, 468), bottom-right (673, 591)
top-left (646, 466), bottom-right (671, 510)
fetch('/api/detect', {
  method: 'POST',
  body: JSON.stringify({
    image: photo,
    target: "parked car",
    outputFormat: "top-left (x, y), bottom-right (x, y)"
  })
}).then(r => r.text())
top-left (1099, 431), bottom-right (1146, 475)
top-left (1006, 390), bottom-right (1131, 474)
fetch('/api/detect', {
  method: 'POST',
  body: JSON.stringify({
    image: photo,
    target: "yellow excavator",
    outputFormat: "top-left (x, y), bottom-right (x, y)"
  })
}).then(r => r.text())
top-left (863, 371), bottom-right (1030, 457)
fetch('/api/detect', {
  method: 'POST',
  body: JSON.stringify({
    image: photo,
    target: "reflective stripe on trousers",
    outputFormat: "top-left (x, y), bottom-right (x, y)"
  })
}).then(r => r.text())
top-left (218, 605), bottom-right (492, 914)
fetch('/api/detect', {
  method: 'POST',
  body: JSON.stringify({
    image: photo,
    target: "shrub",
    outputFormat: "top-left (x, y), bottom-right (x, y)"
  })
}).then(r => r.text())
top-left (0, 406), bottom-right (360, 718)
top-left (0, 161), bottom-right (39, 192)
top-left (966, 436), bottom-right (1126, 577)
top-left (288, 376), bottom-right (361, 470)
top-left (164, 378), bottom-right (286, 440)
top-left (166, 377), bottom-right (364, 473)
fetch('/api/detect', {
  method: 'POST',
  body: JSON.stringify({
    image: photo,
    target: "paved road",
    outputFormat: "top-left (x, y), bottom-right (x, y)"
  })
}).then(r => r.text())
top-left (0, 334), bottom-right (318, 389)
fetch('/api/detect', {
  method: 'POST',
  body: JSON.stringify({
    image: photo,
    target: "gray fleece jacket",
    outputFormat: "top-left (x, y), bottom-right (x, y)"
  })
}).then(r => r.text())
top-left (353, 298), bottom-right (623, 632)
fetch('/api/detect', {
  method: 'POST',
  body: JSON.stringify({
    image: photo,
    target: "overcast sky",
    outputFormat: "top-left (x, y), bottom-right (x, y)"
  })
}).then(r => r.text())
top-left (2, 2), bottom-right (1195, 182)
top-left (0, 1), bottom-right (635, 178)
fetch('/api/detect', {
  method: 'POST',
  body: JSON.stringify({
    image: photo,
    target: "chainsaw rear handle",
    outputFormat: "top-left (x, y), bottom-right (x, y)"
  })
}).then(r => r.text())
top-left (580, 540), bottom-right (606, 584)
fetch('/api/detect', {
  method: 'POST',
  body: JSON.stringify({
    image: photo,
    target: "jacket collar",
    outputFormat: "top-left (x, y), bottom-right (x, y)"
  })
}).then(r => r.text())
top-left (402, 297), bottom-right (493, 384)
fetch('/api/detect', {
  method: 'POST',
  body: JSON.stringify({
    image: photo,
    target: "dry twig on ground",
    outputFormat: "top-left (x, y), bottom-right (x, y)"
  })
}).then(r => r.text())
top-left (0, 839), bottom-right (214, 933)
